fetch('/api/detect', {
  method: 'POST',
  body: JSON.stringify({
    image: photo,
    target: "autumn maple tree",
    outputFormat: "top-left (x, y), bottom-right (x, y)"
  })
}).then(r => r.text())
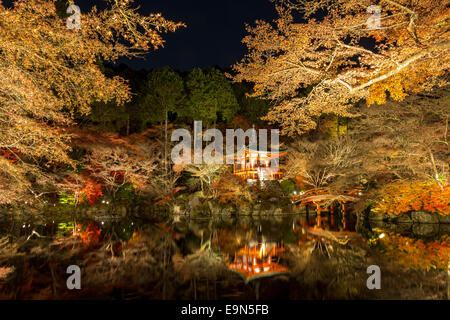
top-left (233, 0), bottom-right (450, 136)
top-left (373, 181), bottom-right (450, 216)
top-left (0, 0), bottom-right (184, 204)
top-left (86, 142), bottom-right (159, 200)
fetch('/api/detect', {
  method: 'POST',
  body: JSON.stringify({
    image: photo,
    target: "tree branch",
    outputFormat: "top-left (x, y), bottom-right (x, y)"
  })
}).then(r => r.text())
top-left (337, 41), bottom-right (450, 93)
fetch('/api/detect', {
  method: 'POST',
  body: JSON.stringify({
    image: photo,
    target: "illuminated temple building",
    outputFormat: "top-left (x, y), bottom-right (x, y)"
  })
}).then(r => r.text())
top-left (229, 146), bottom-right (287, 182)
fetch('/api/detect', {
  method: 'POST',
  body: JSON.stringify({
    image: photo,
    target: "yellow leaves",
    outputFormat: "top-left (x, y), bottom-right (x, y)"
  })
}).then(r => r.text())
top-left (232, 0), bottom-right (450, 136)
top-left (367, 73), bottom-right (409, 105)
top-left (367, 63), bottom-right (442, 106)
top-left (367, 84), bottom-right (387, 105)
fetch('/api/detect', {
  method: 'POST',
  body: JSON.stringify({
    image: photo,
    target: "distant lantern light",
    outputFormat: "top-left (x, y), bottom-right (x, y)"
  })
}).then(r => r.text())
top-left (379, 233), bottom-right (385, 239)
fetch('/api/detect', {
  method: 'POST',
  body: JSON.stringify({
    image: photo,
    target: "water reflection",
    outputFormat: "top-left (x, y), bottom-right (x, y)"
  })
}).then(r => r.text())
top-left (229, 241), bottom-right (289, 283)
top-left (0, 209), bottom-right (448, 300)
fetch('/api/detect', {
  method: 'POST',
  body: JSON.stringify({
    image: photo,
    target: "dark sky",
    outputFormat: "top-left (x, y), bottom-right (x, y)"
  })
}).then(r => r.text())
top-left (78, 0), bottom-right (278, 71)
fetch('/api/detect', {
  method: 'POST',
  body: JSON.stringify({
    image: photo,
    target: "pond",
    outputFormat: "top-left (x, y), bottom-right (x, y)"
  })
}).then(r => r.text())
top-left (0, 208), bottom-right (448, 300)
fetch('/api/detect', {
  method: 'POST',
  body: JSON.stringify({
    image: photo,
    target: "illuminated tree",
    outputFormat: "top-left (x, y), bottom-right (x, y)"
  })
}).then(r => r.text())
top-left (284, 137), bottom-right (360, 188)
top-left (234, 0), bottom-right (450, 136)
top-left (185, 163), bottom-right (225, 193)
top-left (351, 86), bottom-right (449, 187)
top-left (286, 87), bottom-right (449, 189)
top-left (86, 145), bottom-right (157, 200)
top-left (0, 0), bottom-right (184, 204)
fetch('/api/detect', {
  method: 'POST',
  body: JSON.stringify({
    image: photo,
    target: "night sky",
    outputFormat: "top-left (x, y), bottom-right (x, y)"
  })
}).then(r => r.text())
top-left (78, 0), bottom-right (278, 71)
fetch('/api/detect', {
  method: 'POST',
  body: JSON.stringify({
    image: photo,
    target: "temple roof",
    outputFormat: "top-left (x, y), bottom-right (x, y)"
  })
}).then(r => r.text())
top-left (226, 145), bottom-right (288, 158)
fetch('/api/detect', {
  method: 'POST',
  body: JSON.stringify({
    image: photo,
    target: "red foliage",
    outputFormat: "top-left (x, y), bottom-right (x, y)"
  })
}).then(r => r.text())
top-left (77, 221), bottom-right (101, 245)
top-left (155, 186), bottom-right (186, 206)
top-left (110, 170), bottom-right (125, 183)
top-left (0, 148), bottom-right (20, 163)
top-left (79, 179), bottom-right (103, 205)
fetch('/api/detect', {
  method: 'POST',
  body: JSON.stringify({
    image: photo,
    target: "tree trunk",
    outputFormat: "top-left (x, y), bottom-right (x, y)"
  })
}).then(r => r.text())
top-left (428, 148), bottom-right (442, 189)
top-left (337, 116), bottom-right (340, 137)
top-left (165, 107), bottom-right (168, 174)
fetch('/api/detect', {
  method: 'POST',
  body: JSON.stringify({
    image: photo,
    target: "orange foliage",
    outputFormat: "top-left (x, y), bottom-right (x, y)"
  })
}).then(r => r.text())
top-left (0, 149), bottom-right (20, 164)
top-left (376, 230), bottom-right (450, 271)
top-left (78, 180), bottom-right (103, 205)
top-left (212, 174), bottom-right (252, 205)
top-left (77, 221), bottom-right (101, 246)
top-left (127, 232), bottom-right (142, 246)
top-left (295, 175), bottom-right (306, 189)
top-left (374, 182), bottom-right (450, 216)
top-left (155, 186), bottom-right (186, 206)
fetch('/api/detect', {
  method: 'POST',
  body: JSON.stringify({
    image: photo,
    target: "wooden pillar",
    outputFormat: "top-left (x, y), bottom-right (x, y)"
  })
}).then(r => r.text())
top-left (316, 203), bottom-right (322, 227)
top-left (327, 206), bottom-right (332, 228)
top-left (245, 150), bottom-right (248, 180)
top-left (342, 202), bottom-right (347, 230)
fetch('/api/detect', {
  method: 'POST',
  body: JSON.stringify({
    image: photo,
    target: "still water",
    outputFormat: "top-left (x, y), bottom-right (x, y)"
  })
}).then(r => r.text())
top-left (0, 210), bottom-right (448, 300)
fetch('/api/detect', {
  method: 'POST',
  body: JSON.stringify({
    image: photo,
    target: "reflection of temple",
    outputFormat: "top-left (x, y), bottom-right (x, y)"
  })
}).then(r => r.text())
top-left (228, 240), bottom-right (289, 282)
